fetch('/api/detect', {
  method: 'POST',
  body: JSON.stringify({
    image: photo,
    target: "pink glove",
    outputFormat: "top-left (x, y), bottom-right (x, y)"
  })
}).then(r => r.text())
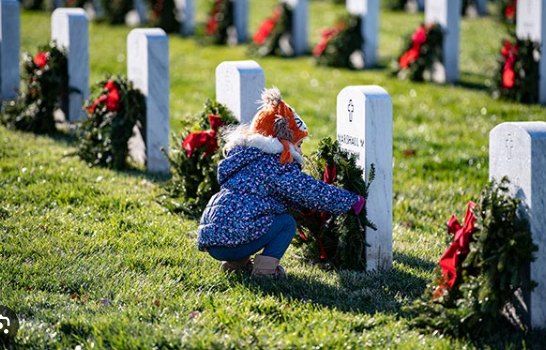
top-left (352, 196), bottom-right (366, 215)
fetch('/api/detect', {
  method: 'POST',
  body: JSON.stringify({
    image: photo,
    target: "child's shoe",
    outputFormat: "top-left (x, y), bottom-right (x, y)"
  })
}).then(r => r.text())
top-left (251, 255), bottom-right (286, 278)
top-left (221, 258), bottom-right (252, 273)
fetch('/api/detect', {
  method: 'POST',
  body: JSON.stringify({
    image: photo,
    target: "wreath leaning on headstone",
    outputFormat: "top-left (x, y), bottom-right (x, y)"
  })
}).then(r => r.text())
top-left (313, 14), bottom-right (365, 70)
top-left (394, 23), bottom-right (445, 82)
top-left (249, 2), bottom-right (294, 57)
top-left (405, 178), bottom-right (537, 339)
top-left (1, 41), bottom-right (67, 134)
top-left (499, 0), bottom-right (517, 25)
top-left (492, 36), bottom-right (540, 104)
top-left (203, 0), bottom-right (236, 45)
top-left (293, 137), bottom-right (376, 271)
top-left (77, 76), bottom-right (145, 169)
top-left (159, 100), bottom-right (238, 219)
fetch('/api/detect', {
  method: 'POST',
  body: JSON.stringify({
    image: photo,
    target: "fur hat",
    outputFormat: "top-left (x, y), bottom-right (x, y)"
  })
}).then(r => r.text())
top-left (250, 88), bottom-right (308, 164)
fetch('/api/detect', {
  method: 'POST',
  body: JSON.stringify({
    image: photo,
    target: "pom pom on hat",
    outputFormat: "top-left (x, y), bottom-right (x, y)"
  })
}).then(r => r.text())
top-left (251, 87), bottom-right (308, 164)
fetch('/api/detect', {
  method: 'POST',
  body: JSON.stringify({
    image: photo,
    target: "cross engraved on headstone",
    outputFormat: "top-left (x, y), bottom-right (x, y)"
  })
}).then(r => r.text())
top-left (505, 134), bottom-right (514, 160)
top-left (347, 99), bottom-right (354, 122)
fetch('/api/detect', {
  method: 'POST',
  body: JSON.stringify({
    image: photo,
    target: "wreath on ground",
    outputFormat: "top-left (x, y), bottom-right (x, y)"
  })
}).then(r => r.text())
top-left (499, 0), bottom-right (517, 25)
top-left (1, 41), bottom-right (67, 134)
top-left (77, 76), bottom-right (146, 169)
top-left (492, 36), bottom-right (540, 104)
top-left (405, 178), bottom-right (537, 339)
top-left (313, 14), bottom-right (365, 69)
top-left (394, 23), bottom-right (445, 82)
top-left (159, 100), bottom-right (237, 219)
top-left (294, 138), bottom-right (376, 271)
top-left (147, 0), bottom-right (179, 33)
top-left (204, 0), bottom-right (237, 45)
top-left (100, 0), bottom-right (133, 24)
top-left (249, 2), bottom-right (294, 57)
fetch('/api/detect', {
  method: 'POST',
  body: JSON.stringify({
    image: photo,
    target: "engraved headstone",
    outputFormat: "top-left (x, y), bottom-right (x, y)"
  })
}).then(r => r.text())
top-left (516, 0), bottom-right (546, 104)
top-left (0, 0), bottom-right (20, 101)
top-left (215, 60), bottom-right (265, 124)
top-left (346, 0), bottom-right (379, 67)
top-left (425, 0), bottom-right (461, 83)
top-left (490, 121), bottom-right (546, 330)
top-left (51, 8), bottom-right (89, 121)
top-left (127, 28), bottom-right (170, 174)
top-left (336, 86), bottom-right (393, 271)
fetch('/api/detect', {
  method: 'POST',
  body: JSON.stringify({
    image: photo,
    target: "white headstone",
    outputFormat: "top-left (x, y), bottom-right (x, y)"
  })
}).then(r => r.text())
top-left (51, 8), bottom-right (89, 121)
top-left (0, 0), bottom-right (19, 101)
top-left (176, 0), bottom-right (194, 36)
top-left (336, 86), bottom-right (393, 271)
top-left (127, 28), bottom-right (170, 174)
top-left (133, 0), bottom-right (149, 24)
top-left (283, 0), bottom-right (307, 56)
top-left (215, 60), bottom-right (265, 124)
top-left (233, 0), bottom-right (248, 43)
top-left (474, 0), bottom-right (487, 16)
top-left (425, 0), bottom-right (461, 83)
top-left (346, 0), bottom-right (379, 67)
top-left (516, 0), bottom-right (546, 104)
top-left (490, 122), bottom-right (546, 330)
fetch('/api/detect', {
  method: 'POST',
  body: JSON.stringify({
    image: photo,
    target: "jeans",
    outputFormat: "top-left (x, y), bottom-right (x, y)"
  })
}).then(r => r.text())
top-left (208, 214), bottom-right (297, 261)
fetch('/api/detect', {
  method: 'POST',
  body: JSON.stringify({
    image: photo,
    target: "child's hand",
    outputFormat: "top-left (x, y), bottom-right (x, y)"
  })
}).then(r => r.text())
top-left (352, 196), bottom-right (366, 215)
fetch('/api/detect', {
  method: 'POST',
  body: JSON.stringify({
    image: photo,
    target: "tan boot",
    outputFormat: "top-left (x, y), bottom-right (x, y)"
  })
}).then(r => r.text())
top-left (221, 257), bottom-right (252, 273)
top-left (251, 255), bottom-right (286, 278)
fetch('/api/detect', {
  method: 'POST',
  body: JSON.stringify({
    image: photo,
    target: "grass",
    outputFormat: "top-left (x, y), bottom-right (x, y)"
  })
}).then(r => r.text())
top-left (1, 1), bottom-right (546, 348)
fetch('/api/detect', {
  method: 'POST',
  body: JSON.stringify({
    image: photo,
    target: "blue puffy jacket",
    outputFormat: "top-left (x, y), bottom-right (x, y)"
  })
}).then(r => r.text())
top-left (197, 131), bottom-right (358, 250)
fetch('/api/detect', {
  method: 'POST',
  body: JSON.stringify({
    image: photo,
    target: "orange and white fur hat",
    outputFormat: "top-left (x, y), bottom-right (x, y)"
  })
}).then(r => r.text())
top-left (224, 87), bottom-right (308, 165)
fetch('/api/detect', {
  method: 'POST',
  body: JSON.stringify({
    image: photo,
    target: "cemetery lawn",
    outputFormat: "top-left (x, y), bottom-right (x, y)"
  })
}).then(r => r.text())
top-left (2, 2), bottom-right (546, 348)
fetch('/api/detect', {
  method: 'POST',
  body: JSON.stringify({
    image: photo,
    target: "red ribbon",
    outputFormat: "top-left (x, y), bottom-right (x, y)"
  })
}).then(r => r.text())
top-left (33, 51), bottom-right (48, 69)
top-left (505, 0), bottom-right (517, 21)
top-left (87, 80), bottom-right (121, 115)
top-left (312, 25), bottom-right (343, 57)
top-left (206, 0), bottom-right (222, 35)
top-left (323, 164), bottom-right (337, 184)
top-left (208, 113), bottom-right (224, 132)
top-left (253, 6), bottom-right (282, 45)
top-left (181, 114), bottom-right (225, 158)
top-left (501, 40), bottom-right (518, 89)
top-left (399, 24), bottom-right (428, 69)
top-left (438, 201), bottom-right (477, 292)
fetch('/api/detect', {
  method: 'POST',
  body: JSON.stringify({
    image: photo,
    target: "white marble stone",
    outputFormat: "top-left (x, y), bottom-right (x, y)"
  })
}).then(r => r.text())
top-left (0, 0), bottom-right (20, 101)
top-left (133, 0), bottom-right (149, 24)
top-left (51, 8), bottom-right (89, 121)
top-left (425, 0), bottom-right (461, 83)
top-left (490, 122), bottom-right (546, 330)
top-left (346, 0), bottom-right (379, 67)
top-left (215, 60), bottom-right (265, 124)
top-left (283, 0), bottom-right (307, 56)
top-left (336, 86), bottom-right (393, 271)
top-left (127, 28), bottom-right (170, 174)
top-left (233, 0), bottom-right (248, 43)
top-left (516, 0), bottom-right (546, 104)
top-left (474, 0), bottom-right (487, 16)
top-left (175, 0), bottom-right (194, 36)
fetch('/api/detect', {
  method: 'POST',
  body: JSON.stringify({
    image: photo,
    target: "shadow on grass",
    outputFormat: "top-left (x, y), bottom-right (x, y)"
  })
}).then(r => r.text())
top-left (237, 252), bottom-right (430, 315)
top-left (456, 71), bottom-right (490, 91)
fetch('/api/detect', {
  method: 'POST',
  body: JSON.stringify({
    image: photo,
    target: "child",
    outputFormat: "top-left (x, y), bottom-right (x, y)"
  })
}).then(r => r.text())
top-left (198, 88), bottom-right (366, 277)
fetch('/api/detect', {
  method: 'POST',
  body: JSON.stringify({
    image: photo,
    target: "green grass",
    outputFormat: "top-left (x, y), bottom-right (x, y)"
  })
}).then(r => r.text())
top-left (1, 2), bottom-right (546, 348)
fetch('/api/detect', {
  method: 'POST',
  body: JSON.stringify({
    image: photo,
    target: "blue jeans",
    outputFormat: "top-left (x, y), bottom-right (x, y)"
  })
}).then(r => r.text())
top-left (208, 214), bottom-right (297, 261)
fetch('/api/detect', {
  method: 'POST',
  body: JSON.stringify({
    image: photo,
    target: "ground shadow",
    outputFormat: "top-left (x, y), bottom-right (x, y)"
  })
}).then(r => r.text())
top-left (456, 71), bottom-right (490, 91)
top-left (236, 252), bottom-right (431, 315)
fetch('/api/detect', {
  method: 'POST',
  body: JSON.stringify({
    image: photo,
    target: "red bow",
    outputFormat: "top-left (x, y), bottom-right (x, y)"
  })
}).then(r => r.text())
top-left (505, 0), bottom-right (517, 21)
top-left (182, 130), bottom-right (218, 158)
top-left (208, 114), bottom-right (224, 132)
top-left (253, 7), bottom-right (282, 45)
top-left (313, 25), bottom-right (344, 57)
top-left (33, 51), bottom-right (48, 69)
top-left (501, 40), bottom-right (518, 89)
top-left (205, 0), bottom-right (222, 35)
top-left (87, 80), bottom-right (121, 114)
top-left (323, 164), bottom-right (337, 184)
top-left (399, 25), bottom-right (428, 69)
top-left (438, 201), bottom-right (477, 292)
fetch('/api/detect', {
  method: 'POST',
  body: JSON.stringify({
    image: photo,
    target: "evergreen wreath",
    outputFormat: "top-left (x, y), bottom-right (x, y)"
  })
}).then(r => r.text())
top-left (204, 0), bottom-right (236, 45)
top-left (395, 23), bottom-right (444, 82)
top-left (405, 178), bottom-right (537, 339)
top-left (294, 138), bottom-right (376, 271)
top-left (1, 41), bottom-right (67, 134)
top-left (499, 0), bottom-right (517, 25)
top-left (249, 2), bottom-right (294, 57)
top-left (492, 36), bottom-right (540, 104)
top-left (147, 0), bottom-right (179, 33)
top-left (159, 100), bottom-right (238, 219)
top-left (313, 14), bottom-right (365, 70)
top-left (100, 0), bottom-right (134, 24)
top-left (77, 76), bottom-right (145, 169)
